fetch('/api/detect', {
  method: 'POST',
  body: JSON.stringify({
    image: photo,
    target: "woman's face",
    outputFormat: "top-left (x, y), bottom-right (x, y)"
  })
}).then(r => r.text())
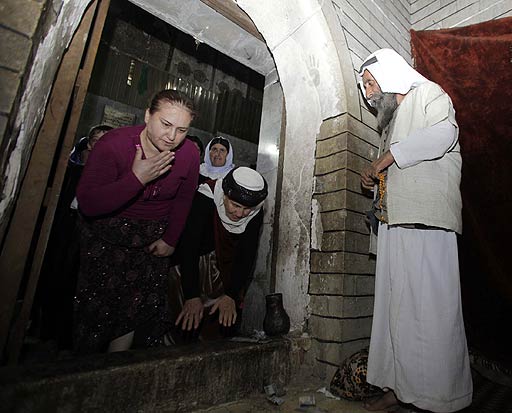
top-left (144, 102), bottom-right (192, 152)
top-left (209, 143), bottom-right (228, 167)
top-left (223, 196), bottom-right (253, 221)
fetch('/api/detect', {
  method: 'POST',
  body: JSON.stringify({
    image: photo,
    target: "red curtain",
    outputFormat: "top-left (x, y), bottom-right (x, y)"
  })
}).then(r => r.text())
top-left (411, 17), bottom-right (512, 367)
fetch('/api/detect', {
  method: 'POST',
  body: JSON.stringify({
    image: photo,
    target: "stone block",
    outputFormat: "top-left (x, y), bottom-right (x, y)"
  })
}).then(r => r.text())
top-left (0, 0), bottom-right (44, 37)
top-left (314, 151), bottom-right (347, 175)
top-left (315, 168), bottom-right (363, 194)
top-left (347, 115), bottom-right (380, 147)
top-left (0, 27), bottom-right (32, 72)
top-left (312, 338), bottom-right (370, 368)
top-left (0, 68), bottom-right (21, 113)
top-left (309, 273), bottom-right (375, 296)
top-left (318, 113), bottom-right (380, 150)
top-left (0, 340), bottom-right (293, 412)
top-left (316, 132), bottom-right (348, 157)
top-left (310, 250), bottom-right (376, 274)
top-left (310, 295), bottom-right (374, 318)
top-left (314, 190), bottom-right (372, 213)
top-left (320, 209), bottom-right (368, 233)
top-left (309, 314), bottom-right (372, 341)
top-left (318, 113), bottom-right (349, 140)
top-left (321, 230), bottom-right (369, 253)
top-left (312, 359), bottom-right (337, 382)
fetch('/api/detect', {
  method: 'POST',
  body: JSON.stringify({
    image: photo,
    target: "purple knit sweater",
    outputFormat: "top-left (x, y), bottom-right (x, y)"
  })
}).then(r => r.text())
top-left (76, 125), bottom-right (199, 247)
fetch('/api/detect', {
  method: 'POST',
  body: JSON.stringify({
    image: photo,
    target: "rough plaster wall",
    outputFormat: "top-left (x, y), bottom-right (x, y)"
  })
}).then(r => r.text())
top-left (238, 0), bottom-right (348, 331)
top-left (0, 0), bottom-right (92, 239)
top-left (411, 0), bottom-right (512, 30)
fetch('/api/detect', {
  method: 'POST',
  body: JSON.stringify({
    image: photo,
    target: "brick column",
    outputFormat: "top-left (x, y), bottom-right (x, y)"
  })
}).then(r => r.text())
top-left (309, 113), bottom-right (381, 378)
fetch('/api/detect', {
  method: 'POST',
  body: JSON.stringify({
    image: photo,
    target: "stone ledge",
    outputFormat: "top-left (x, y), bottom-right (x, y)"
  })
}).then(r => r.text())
top-left (0, 339), bottom-right (297, 413)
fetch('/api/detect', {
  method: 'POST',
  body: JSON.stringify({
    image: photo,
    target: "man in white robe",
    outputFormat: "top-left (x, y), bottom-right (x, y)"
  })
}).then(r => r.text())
top-left (358, 49), bottom-right (473, 412)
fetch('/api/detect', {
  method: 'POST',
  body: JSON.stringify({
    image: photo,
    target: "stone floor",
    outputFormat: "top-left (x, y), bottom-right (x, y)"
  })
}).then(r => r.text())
top-left (192, 368), bottom-right (512, 413)
top-left (192, 370), bottom-right (389, 413)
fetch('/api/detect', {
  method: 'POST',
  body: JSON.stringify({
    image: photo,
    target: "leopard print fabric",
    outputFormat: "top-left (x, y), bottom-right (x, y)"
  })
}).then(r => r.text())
top-left (329, 347), bottom-right (383, 401)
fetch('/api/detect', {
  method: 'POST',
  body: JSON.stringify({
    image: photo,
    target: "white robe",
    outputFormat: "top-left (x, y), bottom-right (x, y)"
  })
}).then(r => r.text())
top-left (367, 224), bottom-right (473, 412)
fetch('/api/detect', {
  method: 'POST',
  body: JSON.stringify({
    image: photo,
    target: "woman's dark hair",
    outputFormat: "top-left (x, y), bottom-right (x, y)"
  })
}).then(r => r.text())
top-left (88, 124), bottom-right (113, 138)
top-left (209, 136), bottom-right (230, 153)
top-left (148, 89), bottom-right (197, 119)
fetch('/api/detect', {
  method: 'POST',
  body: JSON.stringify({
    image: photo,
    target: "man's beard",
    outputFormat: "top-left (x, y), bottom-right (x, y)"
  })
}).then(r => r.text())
top-left (370, 92), bottom-right (398, 131)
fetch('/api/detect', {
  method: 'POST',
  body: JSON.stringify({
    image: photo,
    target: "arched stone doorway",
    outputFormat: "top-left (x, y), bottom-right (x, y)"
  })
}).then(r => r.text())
top-left (1, 0), bottom-right (376, 376)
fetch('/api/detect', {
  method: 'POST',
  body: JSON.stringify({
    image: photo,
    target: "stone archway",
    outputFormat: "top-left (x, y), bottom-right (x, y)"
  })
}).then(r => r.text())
top-left (1, 0), bottom-right (374, 373)
top-left (238, 0), bottom-right (361, 331)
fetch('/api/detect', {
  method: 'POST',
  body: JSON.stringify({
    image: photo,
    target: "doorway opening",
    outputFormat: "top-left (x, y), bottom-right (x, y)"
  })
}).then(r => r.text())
top-left (24, 0), bottom-right (279, 362)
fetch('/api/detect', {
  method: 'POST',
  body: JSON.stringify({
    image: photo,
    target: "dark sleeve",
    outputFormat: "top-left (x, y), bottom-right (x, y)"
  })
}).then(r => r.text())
top-left (161, 148), bottom-right (200, 247)
top-left (179, 192), bottom-right (215, 299)
top-left (225, 210), bottom-right (264, 301)
top-left (76, 139), bottom-right (144, 216)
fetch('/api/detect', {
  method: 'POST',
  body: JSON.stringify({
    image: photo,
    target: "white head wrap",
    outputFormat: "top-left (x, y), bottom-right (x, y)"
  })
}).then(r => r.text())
top-left (197, 167), bottom-right (266, 234)
top-left (199, 136), bottom-right (235, 180)
top-left (357, 48), bottom-right (428, 103)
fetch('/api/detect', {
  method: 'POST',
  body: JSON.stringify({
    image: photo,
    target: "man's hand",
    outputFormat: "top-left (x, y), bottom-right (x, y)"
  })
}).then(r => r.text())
top-left (175, 298), bottom-right (204, 331)
top-left (132, 144), bottom-right (175, 185)
top-left (360, 150), bottom-right (395, 189)
top-left (210, 295), bottom-right (237, 327)
top-left (146, 239), bottom-right (175, 257)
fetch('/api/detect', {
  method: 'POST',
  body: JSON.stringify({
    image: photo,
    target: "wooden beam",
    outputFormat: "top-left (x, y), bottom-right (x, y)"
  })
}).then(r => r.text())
top-left (0, 0), bottom-right (100, 363)
top-left (199, 0), bottom-right (264, 42)
top-left (4, 0), bottom-right (111, 364)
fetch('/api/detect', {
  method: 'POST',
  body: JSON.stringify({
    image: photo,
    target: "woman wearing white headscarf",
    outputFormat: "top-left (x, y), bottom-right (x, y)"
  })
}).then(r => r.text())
top-left (171, 166), bottom-right (267, 338)
top-left (199, 136), bottom-right (235, 183)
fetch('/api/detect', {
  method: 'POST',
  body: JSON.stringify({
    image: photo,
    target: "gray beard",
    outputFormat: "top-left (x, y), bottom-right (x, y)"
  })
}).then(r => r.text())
top-left (370, 92), bottom-right (398, 131)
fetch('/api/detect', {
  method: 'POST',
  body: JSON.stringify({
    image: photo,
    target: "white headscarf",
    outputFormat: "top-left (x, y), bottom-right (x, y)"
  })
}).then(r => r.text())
top-left (198, 167), bottom-right (266, 234)
top-left (358, 48), bottom-right (428, 104)
top-left (199, 137), bottom-right (235, 180)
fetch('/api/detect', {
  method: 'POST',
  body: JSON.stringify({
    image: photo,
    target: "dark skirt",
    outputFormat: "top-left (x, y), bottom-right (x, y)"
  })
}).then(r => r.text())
top-left (73, 216), bottom-right (172, 354)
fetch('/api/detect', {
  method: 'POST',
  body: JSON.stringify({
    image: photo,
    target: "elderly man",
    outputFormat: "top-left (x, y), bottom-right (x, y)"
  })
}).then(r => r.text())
top-left (358, 49), bottom-right (473, 412)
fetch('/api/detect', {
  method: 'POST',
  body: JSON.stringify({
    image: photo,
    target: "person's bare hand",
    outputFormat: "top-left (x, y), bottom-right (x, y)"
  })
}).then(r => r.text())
top-left (145, 239), bottom-right (175, 257)
top-left (175, 298), bottom-right (204, 331)
top-left (361, 162), bottom-right (379, 189)
top-left (360, 150), bottom-right (395, 190)
top-left (210, 295), bottom-right (237, 327)
top-left (132, 144), bottom-right (175, 185)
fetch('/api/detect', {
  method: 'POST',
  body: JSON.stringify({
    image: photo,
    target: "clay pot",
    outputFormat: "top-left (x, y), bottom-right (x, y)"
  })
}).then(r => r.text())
top-left (263, 293), bottom-right (290, 336)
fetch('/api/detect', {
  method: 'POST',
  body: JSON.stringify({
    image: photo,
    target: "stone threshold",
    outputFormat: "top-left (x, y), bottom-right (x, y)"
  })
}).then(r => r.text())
top-left (1, 338), bottom-right (300, 412)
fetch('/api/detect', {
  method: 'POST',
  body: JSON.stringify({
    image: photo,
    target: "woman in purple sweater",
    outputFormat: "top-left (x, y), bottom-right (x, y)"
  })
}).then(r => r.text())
top-left (74, 90), bottom-right (199, 354)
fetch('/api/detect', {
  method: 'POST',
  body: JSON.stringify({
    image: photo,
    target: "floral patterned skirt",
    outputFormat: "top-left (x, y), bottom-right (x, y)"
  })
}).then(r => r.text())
top-left (73, 216), bottom-right (171, 354)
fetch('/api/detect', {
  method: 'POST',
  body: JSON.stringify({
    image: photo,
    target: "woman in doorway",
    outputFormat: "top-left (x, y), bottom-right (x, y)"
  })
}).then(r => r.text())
top-left (74, 89), bottom-right (200, 354)
top-left (172, 166), bottom-right (267, 338)
top-left (199, 136), bottom-right (235, 184)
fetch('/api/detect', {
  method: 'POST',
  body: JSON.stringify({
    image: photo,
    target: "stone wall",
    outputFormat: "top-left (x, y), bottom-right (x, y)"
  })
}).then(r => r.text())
top-left (0, 0), bottom-right (45, 146)
top-left (411, 0), bottom-right (512, 30)
top-left (0, 0), bottom-right (92, 243)
top-left (0, 0), bottom-right (46, 239)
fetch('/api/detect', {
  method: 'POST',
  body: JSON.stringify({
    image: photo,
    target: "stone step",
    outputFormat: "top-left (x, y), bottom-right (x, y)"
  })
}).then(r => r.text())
top-left (1, 338), bottom-right (296, 412)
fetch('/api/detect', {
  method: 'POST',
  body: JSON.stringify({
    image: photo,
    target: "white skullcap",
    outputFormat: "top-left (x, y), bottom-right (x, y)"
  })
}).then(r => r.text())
top-left (358, 48), bottom-right (428, 99)
top-left (233, 167), bottom-right (265, 190)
